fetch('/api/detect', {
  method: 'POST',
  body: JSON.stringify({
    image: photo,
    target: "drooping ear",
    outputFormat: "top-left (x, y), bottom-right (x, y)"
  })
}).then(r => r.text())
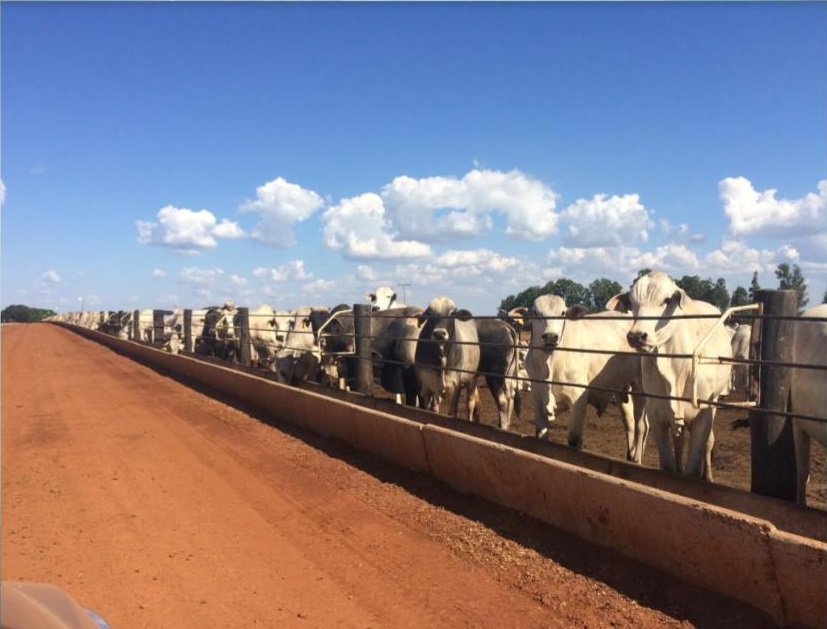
top-left (366, 293), bottom-right (377, 301)
top-left (416, 308), bottom-right (431, 327)
top-left (606, 293), bottom-right (632, 313)
top-left (267, 317), bottom-right (277, 328)
top-left (391, 292), bottom-right (398, 301)
top-left (507, 307), bottom-right (528, 328)
top-left (454, 309), bottom-right (474, 322)
top-left (301, 317), bottom-right (311, 329)
top-left (566, 305), bottom-right (590, 320)
top-left (672, 288), bottom-right (688, 309)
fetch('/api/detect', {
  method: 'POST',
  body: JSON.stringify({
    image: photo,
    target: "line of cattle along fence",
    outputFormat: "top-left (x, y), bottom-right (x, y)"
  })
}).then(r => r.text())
top-left (67, 289), bottom-right (824, 503)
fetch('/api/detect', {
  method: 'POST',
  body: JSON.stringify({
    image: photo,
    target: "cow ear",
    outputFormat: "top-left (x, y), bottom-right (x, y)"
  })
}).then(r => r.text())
top-left (416, 309), bottom-right (430, 327)
top-left (391, 292), bottom-right (398, 301)
top-left (366, 293), bottom-right (376, 301)
top-left (454, 309), bottom-right (474, 322)
top-left (301, 317), bottom-right (311, 329)
top-left (566, 305), bottom-right (589, 320)
top-left (268, 317), bottom-right (276, 328)
top-left (606, 293), bottom-right (632, 313)
top-left (672, 289), bottom-right (688, 309)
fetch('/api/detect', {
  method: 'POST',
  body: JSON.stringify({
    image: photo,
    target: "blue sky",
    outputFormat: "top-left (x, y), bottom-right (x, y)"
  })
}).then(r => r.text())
top-left (2, 1), bottom-right (825, 315)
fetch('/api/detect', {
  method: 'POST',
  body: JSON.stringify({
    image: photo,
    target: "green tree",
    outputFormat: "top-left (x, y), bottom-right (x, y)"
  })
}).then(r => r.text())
top-left (588, 278), bottom-right (623, 312)
top-left (707, 277), bottom-right (731, 312)
top-left (775, 263), bottom-right (809, 310)
top-left (748, 271), bottom-right (761, 302)
top-left (550, 278), bottom-right (590, 307)
top-left (1, 304), bottom-right (57, 323)
top-left (730, 286), bottom-right (749, 307)
top-left (675, 275), bottom-right (707, 300)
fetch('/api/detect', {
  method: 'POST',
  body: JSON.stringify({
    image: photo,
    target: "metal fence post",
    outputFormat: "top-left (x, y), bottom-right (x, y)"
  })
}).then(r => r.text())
top-left (237, 307), bottom-right (251, 367)
top-left (353, 303), bottom-right (373, 395)
top-left (132, 310), bottom-right (140, 342)
top-left (184, 310), bottom-right (193, 353)
top-left (749, 289), bottom-right (798, 501)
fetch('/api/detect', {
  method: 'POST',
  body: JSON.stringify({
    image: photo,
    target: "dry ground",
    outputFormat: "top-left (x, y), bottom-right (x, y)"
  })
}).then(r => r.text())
top-left (2, 323), bottom-right (811, 628)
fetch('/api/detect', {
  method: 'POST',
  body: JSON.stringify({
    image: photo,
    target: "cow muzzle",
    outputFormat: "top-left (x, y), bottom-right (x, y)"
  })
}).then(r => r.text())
top-left (540, 332), bottom-right (559, 350)
top-left (627, 330), bottom-right (655, 353)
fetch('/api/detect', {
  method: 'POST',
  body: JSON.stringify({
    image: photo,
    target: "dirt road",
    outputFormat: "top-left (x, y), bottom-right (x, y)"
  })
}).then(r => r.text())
top-left (2, 324), bottom-right (775, 628)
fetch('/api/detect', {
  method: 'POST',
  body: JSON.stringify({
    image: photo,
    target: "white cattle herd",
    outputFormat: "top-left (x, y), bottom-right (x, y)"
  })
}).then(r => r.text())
top-left (48, 274), bottom-right (826, 506)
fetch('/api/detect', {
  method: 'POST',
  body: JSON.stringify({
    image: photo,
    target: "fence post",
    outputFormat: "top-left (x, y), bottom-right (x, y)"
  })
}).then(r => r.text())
top-left (749, 289), bottom-right (798, 501)
top-left (184, 310), bottom-right (193, 353)
top-left (353, 303), bottom-right (373, 395)
top-left (132, 310), bottom-right (140, 342)
top-left (153, 310), bottom-right (165, 345)
top-left (237, 307), bottom-right (251, 367)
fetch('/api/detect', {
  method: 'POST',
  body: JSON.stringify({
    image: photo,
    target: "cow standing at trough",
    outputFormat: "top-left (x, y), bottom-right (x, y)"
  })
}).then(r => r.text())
top-left (729, 323), bottom-right (753, 399)
top-left (607, 271), bottom-right (732, 480)
top-left (510, 295), bottom-right (647, 463)
top-left (194, 303), bottom-right (240, 361)
top-left (415, 297), bottom-right (480, 419)
top-left (474, 318), bottom-right (521, 430)
top-left (790, 304), bottom-right (827, 506)
top-left (273, 307), bottom-right (323, 385)
top-left (247, 304), bottom-right (280, 367)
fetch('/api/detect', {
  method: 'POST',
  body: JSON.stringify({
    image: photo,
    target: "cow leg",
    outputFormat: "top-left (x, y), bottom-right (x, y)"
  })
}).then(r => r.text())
top-left (614, 395), bottom-right (637, 462)
top-left (684, 410), bottom-right (714, 480)
top-left (793, 420), bottom-right (811, 506)
top-left (629, 389), bottom-right (649, 464)
top-left (533, 385), bottom-right (553, 440)
top-left (566, 394), bottom-right (590, 450)
top-left (467, 384), bottom-right (481, 423)
top-left (650, 412), bottom-right (678, 475)
top-left (488, 376), bottom-right (511, 430)
top-left (447, 384), bottom-right (462, 418)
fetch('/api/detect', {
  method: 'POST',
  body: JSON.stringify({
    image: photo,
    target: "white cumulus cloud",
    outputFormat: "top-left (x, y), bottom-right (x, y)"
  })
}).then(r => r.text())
top-left (721, 177), bottom-right (826, 237)
top-left (559, 193), bottom-right (654, 247)
top-left (254, 260), bottom-right (314, 282)
top-left (42, 270), bottom-right (61, 284)
top-left (137, 206), bottom-right (244, 253)
top-left (323, 193), bottom-right (432, 260)
top-left (180, 267), bottom-right (224, 285)
top-left (240, 177), bottom-right (325, 247)
top-left (381, 168), bottom-right (559, 241)
top-left (151, 268), bottom-right (166, 278)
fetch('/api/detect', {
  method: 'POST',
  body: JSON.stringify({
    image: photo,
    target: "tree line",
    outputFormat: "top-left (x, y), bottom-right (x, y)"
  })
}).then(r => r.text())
top-left (498, 263), bottom-right (818, 314)
top-left (1, 304), bottom-right (58, 323)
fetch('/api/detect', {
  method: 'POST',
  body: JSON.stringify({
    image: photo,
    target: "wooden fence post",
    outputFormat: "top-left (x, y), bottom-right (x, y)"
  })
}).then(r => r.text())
top-left (237, 307), bottom-right (251, 367)
top-left (153, 310), bottom-right (165, 345)
top-left (184, 310), bottom-right (193, 353)
top-left (353, 304), bottom-right (373, 395)
top-left (132, 310), bottom-right (140, 342)
top-left (749, 289), bottom-right (798, 501)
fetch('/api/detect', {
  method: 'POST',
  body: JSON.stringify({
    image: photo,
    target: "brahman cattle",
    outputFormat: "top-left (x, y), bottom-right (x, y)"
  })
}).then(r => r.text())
top-left (415, 297), bottom-right (481, 419)
top-left (368, 286), bottom-right (403, 310)
top-left (510, 295), bottom-right (647, 463)
top-left (790, 304), bottom-right (827, 506)
top-left (247, 304), bottom-right (280, 367)
top-left (475, 318), bottom-right (521, 430)
top-left (194, 303), bottom-right (239, 361)
top-left (273, 307), bottom-right (322, 385)
top-left (729, 323), bottom-right (753, 399)
top-left (607, 271), bottom-right (732, 480)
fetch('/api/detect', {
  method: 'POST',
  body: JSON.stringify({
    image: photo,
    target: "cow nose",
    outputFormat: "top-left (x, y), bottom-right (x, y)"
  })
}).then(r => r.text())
top-left (432, 328), bottom-right (449, 341)
top-left (627, 330), bottom-right (647, 346)
top-left (541, 332), bottom-right (558, 346)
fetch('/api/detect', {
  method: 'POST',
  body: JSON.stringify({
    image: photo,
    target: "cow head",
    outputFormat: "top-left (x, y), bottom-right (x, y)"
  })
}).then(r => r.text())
top-left (606, 271), bottom-right (686, 353)
top-left (512, 295), bottom-right (586, 353)
top-left (368, 286), bottom-right (398, 311)
top-left (417, 297), bottom-right (473, 352)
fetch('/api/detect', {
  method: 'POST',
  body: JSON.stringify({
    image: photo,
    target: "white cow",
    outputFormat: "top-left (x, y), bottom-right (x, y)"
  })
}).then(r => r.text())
top-left (273, 307), bottom-right (322, 385)
top-left (510, 295), bottom-right (648, 463)
top-left (247, 305), bottom-right (280, 366)
top-left (729, 323), bottom-right (753, 399)
top-left (368, 286), bottom-right (404, 310)
top-left (414, 297), bottom-right (481, 419)
top-left (790, 304), bottom-right (827, 506)
top-left (607, 271), bottom-right (732, 480)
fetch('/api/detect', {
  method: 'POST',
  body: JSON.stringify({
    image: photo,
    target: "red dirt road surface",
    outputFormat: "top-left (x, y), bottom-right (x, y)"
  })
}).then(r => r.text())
top-left (2, 324), bottom-right (777, 628)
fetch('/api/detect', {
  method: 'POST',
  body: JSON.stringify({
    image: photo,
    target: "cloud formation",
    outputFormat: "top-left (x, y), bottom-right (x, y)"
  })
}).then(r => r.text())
top-left (559, 193), bottom-right (653, 247)
top-left (137, 206), bottom-right (244, 253)
top-left (381, 169), bottom-right (559, 241)
top-left (322, 193), bottom-right (432, 260)
top-left (721, 177), bottom-right (826, 237)
top-left (240, 177), bottom-right (324, 247)
top-left (42, 270), bottom-right (61, 284)
top-left (253, 260), bottom-right (314, 282)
